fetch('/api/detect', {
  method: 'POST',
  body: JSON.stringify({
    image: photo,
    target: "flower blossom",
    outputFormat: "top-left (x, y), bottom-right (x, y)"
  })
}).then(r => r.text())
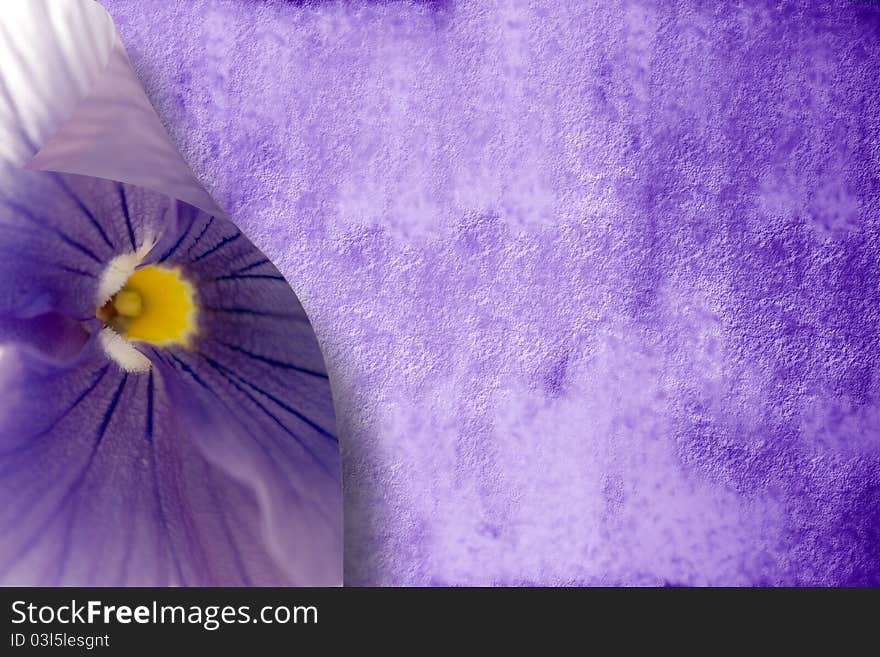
top-left (0, 0), bottom-right (341, 586)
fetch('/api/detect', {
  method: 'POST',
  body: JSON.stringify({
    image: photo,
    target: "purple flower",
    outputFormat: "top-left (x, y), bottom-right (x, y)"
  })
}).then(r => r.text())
top-left (99, 0), bottom-right (880, 586)
top-left (0, 0), bottom-right (341, 585)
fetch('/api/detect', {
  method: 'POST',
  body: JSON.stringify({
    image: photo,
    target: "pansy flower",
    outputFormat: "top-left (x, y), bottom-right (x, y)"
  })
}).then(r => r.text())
top-left (0, 0), bottom-right (342, 585)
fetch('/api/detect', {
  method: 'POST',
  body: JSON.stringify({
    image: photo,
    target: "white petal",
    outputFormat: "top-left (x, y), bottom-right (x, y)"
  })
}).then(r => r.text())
top-left (0, 0), bottom-right (114, 165)
top-left (95, 238), bottom-right (154, 306)
top-left (98, 327), bottom-right (151, 372)
top-left (0, 0), bottom-right (223, 217)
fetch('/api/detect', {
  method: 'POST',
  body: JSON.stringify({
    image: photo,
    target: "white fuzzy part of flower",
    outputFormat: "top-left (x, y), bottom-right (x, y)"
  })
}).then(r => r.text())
top-left (99, 327), bottom-right (151, 373)
top-left (95, 238), bottom-right (155, 306)
top-left (97, 253), bottom-right (140, 307)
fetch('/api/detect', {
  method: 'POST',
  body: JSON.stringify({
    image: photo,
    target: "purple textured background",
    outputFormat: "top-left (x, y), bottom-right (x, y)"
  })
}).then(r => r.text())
top-left (99, 0), bottom-right (880, 585)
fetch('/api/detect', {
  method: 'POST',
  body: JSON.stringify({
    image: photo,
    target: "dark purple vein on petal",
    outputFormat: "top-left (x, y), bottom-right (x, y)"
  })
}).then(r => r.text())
top-left (202, 355), bottom-right (336, 443)
top-left (211, 273), bottom-right (286, 282)
top-left (117, 183), bottom-right (136, 252)
top-left (0, 225), bottom-right (99, 279)
top-left (56, 264), bottom-right (97, 278)
top-left (0, 199), bottom-right (103, 265)
top-left (163, 351), bottom-right (208, 387)
top-left (116, 375), bottom-right (148, 585)
top-left (215, 341), bottom-right (328, 379)
top-left (145, 369), bottom-right (185, 585)
top-left (190, 232), bottom-right (242, 264)
top-left (147, 350), bottom-right (216, 584)
top-left (155, 216), bottom-right (197, 263)
top-left (184, 216), bottom-right (215, 258)
top-left (48, 174), bottom-right (115, 252)
top-left (155, 351), bottom-right (337, 530)
top-left (227, 259), bottom-right (271, 276)
top-left (163, 351), bottom-right (336, 478)
top-left (54, 374), bottom-right (128, 584)
top-left (193, 356), bottom-right (338, 487)
top-left (0, 364), bottom-right (110, 462)
top-left (2, 374), bottom-right (127, 581)
top-left (202, 306), bottom-right (307, 321)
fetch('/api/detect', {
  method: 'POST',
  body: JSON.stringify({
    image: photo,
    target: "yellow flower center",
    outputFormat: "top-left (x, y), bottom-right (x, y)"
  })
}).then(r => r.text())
top-left (98, 265), bottom-right (197, 346)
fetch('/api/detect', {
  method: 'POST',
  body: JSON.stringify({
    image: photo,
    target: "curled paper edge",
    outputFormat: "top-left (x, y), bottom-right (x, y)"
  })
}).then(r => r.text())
top-left (2, 0), bottom-right (224, 218)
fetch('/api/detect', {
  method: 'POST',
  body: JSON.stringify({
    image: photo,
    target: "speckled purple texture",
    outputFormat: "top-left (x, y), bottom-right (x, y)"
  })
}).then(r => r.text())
top-left (99, 0), bottom-right (880, 585)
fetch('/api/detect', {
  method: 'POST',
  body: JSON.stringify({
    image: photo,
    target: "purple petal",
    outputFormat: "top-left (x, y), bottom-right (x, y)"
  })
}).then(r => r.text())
top-left (0, 345), bottom-right (270, 585)
top-left (0, 170), bottom-right (172, 325)
top-left (0, 0), bottom-right (340, 586)
top-left (0, 313), bottom-right (89, 363)
top-left (0, 244), bottom-right (341, 585)
top-left (156, 353), bottom-right (341, 586)
top-left (0, 173), bottom-right (340, 584)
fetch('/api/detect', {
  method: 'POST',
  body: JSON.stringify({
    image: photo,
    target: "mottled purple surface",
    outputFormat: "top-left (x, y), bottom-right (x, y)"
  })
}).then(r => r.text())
top-left (99, 0), bottom-right (880, 585)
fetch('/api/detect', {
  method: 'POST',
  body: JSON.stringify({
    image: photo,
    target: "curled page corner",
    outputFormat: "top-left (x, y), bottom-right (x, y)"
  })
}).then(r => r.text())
top-left (2, 0), bottom-right (224, 217)
top-left (0, 0), bottom-right (114, 166)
